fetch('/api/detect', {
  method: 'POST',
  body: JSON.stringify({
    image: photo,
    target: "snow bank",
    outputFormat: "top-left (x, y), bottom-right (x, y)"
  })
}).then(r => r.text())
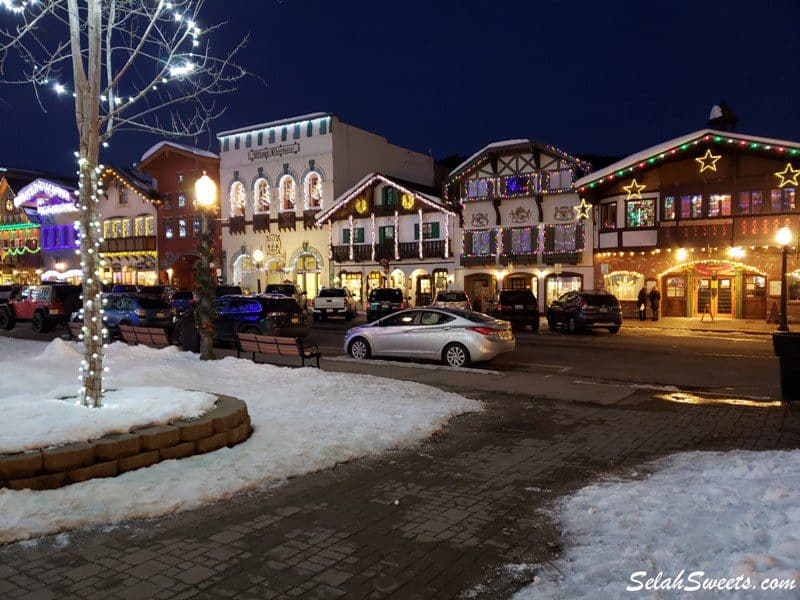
top-left (515, 451), bottom-right (800, 599)
top-left (0, 339), bottom-right (480, 542)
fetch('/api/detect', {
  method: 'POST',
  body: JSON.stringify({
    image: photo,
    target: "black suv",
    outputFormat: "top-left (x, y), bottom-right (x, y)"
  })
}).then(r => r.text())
top-left (366, 288), bottom-right (406, 322)
top-left (546, 291), bottom-right (622, 334)
top-left (212, 294), bottom-right (309, 343)
top-left (489, 289), bottom-right (539, 332)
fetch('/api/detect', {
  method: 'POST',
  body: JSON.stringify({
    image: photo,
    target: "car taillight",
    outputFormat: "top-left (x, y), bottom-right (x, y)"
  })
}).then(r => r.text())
top-left (266, 312), bottom-right (286, 317)
top-left (468, 326), bottom-right (498, 336)
top-left (496, 303), bottom-right (503, 311)
top-left (343, 298), bottom-right (349, 306)
top-left (400, 302), bottom-right (406, 309)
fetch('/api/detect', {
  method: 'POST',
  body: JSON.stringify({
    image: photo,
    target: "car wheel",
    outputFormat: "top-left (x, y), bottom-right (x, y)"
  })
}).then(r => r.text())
top-left (0, 308), bottom-right (14, 330)
top-left (32, 312), bottom-right (49, 333)
top-left (349, 337), bottom-right (371, 360)
top-left (443, 343), bottom-right (470, 368)
top-left (608, 326), bottom-right (620, 334)
top-left (568, 317), bottom-right (581, 334)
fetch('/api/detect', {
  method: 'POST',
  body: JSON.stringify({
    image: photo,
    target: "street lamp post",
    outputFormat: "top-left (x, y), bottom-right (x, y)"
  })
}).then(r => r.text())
top-left (252, 248), bottom-right (265, 293)
top-left (195, 172), bottom-right (218, 360)
top-left (776, 226), bottom-right (793, 332)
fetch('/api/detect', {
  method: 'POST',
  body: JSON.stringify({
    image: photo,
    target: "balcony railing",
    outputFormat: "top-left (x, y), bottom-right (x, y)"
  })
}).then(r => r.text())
top-left (499, 252), bottom-right (538, 266)
top-left (543, 251), bottom-right (581, 265)
top-left (278, 212), bottom-right (296, 231)
top-left (330, 240), bottom-right (450, 263)
top-left (461, 254), bottom-right (496, 267)
top-left (99, 236), bottom-right (156, 254)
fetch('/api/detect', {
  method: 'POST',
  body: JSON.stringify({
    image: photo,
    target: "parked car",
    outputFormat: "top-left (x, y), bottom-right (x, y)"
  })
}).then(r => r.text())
top-left (366, 288), bottom-right (406, 322)
top-left (345, 307), bottom-right (515, 367)
top-left (488, 289), bottom-right (539, 332)
top-left (72, 294), bottom-right (175, 338)
top-left (210, 294), bottom-right (309, 343)
top-left (138, 285), bottom-right (166, 299)
top-left (546, 291), bottom-right (622, 334)
top-left (311, 287), bottom-right (356, 321)
top-left (265, 283), bottom-right (306, 308)
top-left (431, 290), bottom-right (470, 311)
top-left (111, 284), bottom-right (138, 294)
top-left (0, 283), bottom-right (81, 333)
top-left (0, 284), bottom-right (20, 304)
top-left (169, 290), bottom-right (195, 314)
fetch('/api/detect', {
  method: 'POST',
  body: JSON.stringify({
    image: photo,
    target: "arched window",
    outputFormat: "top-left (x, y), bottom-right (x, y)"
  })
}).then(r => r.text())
top-left (279, 175), bottom-right (296, 212)
top-left (229, 181), bottom-right (245, 217)
top-left (253, 178), bottom-right (269, 214)
top-left (304, 172), bottom-right (322, 209)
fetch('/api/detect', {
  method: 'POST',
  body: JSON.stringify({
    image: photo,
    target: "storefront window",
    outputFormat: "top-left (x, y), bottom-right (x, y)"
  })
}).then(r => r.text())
top-left (472, 230), bottom-right (491, 255)
top-left (546, 275), bottom-right (582, 306)
top-left (605, 272), bottom-right (644, 301)
top-left (680, 194), bottom-right (703, 219)
top-left (666, 276), bottom-right (685, 298)
top-left (708, 193), bottom-right (731, 217)
top-left (789, 276), bottom-right (800, 301)
top-left (663, 196), bottom-right (675, 221)
top-left (367, 270), bottom-right (385, 294)
top-left (625, 199), bottom-right (654, 228)
top-left (600, 202), bottom-right (617, 229)
top-left (746, 275), bottom-right (766, 298)
top-left (433, 270), bottom-right (448, 292)
top-left (510, 227), bottom-right (532, 254)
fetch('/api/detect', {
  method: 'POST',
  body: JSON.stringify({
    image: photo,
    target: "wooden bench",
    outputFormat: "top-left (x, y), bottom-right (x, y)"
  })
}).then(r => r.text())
top-left (236, 332), bottom-right (320, 368)
top-left (118, 324), bottom-right (171, 348)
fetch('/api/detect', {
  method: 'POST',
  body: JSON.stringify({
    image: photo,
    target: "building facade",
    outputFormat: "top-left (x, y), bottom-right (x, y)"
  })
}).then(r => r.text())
top-left (137, 141), bottom-right (221, 289)
top-left (0, 172), bottom-right (43, 284)
top-left (216, 113), bottom-right (434, 299)
top-left (445, 140), bottom-right (593, 310)
top-left (576, 129), bottom-right (800, 321)
top-left (315, 173), bottom-right (457, 305)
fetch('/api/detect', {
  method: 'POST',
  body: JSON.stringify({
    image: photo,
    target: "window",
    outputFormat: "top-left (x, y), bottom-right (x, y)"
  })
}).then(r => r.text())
top-left (222, 138), bottom-right (229, 152)
top-left (144, 216), bottom-right (155, 236)
top-left (419, 311), bottom-right (455, 326)
top-left (680, 194), bottom-right (702, 219)
top-left (380, 187), bottom-right (398, 206)
top-left (771, 188), bottom-right (796, 213)
top-left (606, 272), bottom-right (644, 301)
top-left (192, 218), bottom-right (201, 237)
top-left (771, 189), bottom-right (783, 213)
top-left (510, 227), bottom-right (532, 254)
top-left (178, 218), bottom-right (187, 238)
top-left (472, 230), bottom-right (491, 255)
top-left (304, 173), bottom-right (322, 209)
top-left (553, 224), bottom-right (577, 252)
top-left (378, 226), bottom-right (395, 243)
top-left (229, 181), bottom-right (245, 217)
top-left (626, 198), bottom-right (655, 228)
top-left (234, 137), bottom-right (240, 150)
top-left (177, 172), bottom-right (184, 184)
top-left (546, 275), bottom-right (582, 306)
top-left (601, 202), bottom-right (617, 229)
top-left (665, 276), bottom-right (685, 298)
top-left (164, 219), bottom-right (173, 239)
top-left (178, 194), bottom-right (186, 208)
top-left (466, 179), bottom-right (489, 199)
top-left (708, 193), bottom-right (731, 217)
top-left (112, 219), bottom-right (122, 238)
top-left (738, 191), bottom-right (752, 215)
top-left (245, 133), bottom-right (252, 148)
top-left (119, 188), bottom-right (128, 205)
top-left (254, 178), bottom-right (269, 214)
top-left (381, 311), bottom-right (418, 327)
top-left (121, 219), bottom-right (131, 237)
top-left (134, 217), bottom-right (144, 236)
top-left (281, 127), bottom-right (287, 142)
top-left (103, 220), bottom-right (112, 239)
top-left (343, 228), bottom-right (365, 244)
top-left (663, 196), bottom-right (676, 221)
top-left (414, 222), bottom-right (440, 240)
top-left (293, 124), bottom-right (300, 139)
top-left (279, 175), bottom-right (296, 211)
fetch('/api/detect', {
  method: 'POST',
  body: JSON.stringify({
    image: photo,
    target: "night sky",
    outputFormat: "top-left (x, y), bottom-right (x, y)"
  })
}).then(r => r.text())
top-left (1, 0), bottom-right (798, 177)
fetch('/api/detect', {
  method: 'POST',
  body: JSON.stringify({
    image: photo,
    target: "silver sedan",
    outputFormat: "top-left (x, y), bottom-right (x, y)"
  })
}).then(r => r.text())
top-left (344, 308), bottom-right (515, 367)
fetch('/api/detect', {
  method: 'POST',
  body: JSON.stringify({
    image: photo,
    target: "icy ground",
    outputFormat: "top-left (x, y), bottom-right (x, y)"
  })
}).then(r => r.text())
top-left (514, 450), bottom-right (800, 599)
top-left (0, 339), bottom-right (480, 543)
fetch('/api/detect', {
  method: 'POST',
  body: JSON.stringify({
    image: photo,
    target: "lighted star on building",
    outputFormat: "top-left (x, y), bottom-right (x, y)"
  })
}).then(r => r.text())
top-left (774, 163), bottom-right (800, 188)
top-left (573, 198), bottom-right (592, 220)
top-left (623, 179), bottom-right (645, 200)
top-left (695, 149), bottom-right (721, 173)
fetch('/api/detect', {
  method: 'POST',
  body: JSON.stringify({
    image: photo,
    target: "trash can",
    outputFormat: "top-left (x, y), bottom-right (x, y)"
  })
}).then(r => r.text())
top-left (178, 312), bottom-right (201, 353)
top-left (773, 332), bottom-right (800, 401)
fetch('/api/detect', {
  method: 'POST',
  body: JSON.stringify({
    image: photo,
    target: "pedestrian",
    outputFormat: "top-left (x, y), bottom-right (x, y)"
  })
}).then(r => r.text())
top-left (637, 287), bottom-right (648, 321)
top-left (649, 286), bottom-right (661, 321)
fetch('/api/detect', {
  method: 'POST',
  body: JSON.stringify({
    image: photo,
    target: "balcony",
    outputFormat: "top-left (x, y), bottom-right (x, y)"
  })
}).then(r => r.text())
top-left (331, 244), bottom-right (371, 262)
top-left (330, 240), bottom-right (451, 263)
top-left (461, 254), bottom-right (496, 267)
top-left (99, 236), bottom-right (156, 254)
top-left (228, 216), bottom-right (246, 235)
top-left (303, 209), bottom-right (321, 230)
top-left (252, 213), bottom-right (270, 232)
top-left (278, 212), bottom-right (296, 231)
top-left (423, 240), bottom-right (449, 259)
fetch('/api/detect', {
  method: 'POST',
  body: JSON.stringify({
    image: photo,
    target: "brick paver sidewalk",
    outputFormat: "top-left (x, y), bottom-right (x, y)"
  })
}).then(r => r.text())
top-left (1, 389), bottom-right (799, 600)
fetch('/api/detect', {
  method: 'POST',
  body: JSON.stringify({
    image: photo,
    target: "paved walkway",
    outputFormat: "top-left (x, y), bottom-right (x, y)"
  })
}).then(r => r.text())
top-left (2, 369), bottom-right (799, 599)
top-left (624, 315), bottom-right (780, 335)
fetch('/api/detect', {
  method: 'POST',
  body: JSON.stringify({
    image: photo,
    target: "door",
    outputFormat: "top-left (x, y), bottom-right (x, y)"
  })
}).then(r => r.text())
top-left (409, 310), bottom-right (457, 359)
top-left (663, 276), bottom-right (686, 317)
top-left (697, 279), bottom-right (712, 315)
top-left (716, 278), bottom-right (732, 314)
top-left (743, 275), bottom-right (766, 318)
top-left (369, 310), bottom-right (419, 356)
top-left (416, 276), bottom-right (432, 307)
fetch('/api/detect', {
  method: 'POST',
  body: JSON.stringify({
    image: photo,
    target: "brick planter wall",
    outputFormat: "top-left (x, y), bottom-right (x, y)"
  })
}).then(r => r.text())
top-left (0, 394), bottom-right (252, 491)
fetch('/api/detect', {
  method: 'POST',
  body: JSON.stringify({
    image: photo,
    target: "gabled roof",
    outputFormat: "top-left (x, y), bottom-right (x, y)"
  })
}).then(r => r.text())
top-left (217, 112), bottom-right (332, 138)
top-left (139, 140), bottom-right (218, 165)
top-left (316, 172), bottom-right (455, 225)
top-left (448, 139), bottom-right (591, 182)
top-left (575, 128), bottom-right (800, 191)
top-left (101, 166), bottom-right (162, 204)
top-left (13, 177), bottom-right (79, 208)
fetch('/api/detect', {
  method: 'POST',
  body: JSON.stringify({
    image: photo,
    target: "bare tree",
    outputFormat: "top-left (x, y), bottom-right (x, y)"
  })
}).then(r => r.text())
top-left (0, 0), bottom-right (246, 407)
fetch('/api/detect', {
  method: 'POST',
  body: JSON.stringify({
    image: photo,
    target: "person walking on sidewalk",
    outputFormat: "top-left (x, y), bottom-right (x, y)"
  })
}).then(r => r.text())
top-left (638, 287), bottom-right (648, 321)
top-left (649, 286), bottom-right (661, 321)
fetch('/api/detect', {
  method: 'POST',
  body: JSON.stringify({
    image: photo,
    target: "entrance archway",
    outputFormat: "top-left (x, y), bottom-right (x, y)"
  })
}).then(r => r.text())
top-left (464, 272), bottom-right (496, 312)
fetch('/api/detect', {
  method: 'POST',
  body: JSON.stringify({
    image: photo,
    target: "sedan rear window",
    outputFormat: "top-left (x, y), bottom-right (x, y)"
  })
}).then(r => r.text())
top-left (583, 294), bottom-right (618, 306)
top-left (318, 288), bottom-right (346, 297)
top-left (369, 289), bottom-right (403, 301)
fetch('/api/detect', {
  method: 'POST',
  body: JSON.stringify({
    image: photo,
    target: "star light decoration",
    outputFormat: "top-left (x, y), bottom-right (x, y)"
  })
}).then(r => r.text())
top-left (623, 179), bottom-right (646, 200)
top-left (695, 149), bottom-right (721, 173)
top-left (774, 163), bottom-right (800, 188)
top-left (573, 198), bottom-right (592, 220)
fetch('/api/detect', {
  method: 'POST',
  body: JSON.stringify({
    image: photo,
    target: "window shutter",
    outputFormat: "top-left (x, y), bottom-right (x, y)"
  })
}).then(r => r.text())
top-left (503, 228), bottom-right (512, 254)
top-left (343, 229), bottom-right (350, 244)
top-left (414, 223), bottom-right (419, 240)
top-left (544, 225), bottom-right (555, 252)
top-left (431, 222), bottom-right (440, 238)
top-left (356, 228), bottom-right (365, 243)
top-left (379, 227), bottom-right (385, 244)
top-left (463, 231), bottom-right (473, 255)
top-left (388, 189), bottom-right (397, 206)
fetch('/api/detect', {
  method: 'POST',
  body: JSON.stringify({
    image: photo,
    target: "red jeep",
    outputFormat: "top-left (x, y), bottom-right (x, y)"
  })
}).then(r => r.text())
top-left (0, 283), bottom-right (81, 333)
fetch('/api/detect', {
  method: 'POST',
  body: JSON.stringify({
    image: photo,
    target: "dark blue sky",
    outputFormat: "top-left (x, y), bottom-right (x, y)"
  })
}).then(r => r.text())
top-left (1, 0), bottom-right (798, 175)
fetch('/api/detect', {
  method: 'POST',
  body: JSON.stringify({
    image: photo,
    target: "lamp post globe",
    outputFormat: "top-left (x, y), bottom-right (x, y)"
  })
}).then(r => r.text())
top-left (195, 171), bottom-right (217, 208)
top-left (776, 226), bottom-right (793, 248)
top-left (252, 248), bottom-right (265, 264)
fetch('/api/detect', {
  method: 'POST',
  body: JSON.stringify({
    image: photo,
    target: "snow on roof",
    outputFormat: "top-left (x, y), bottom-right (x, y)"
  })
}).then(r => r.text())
top-left (139, 141), bottom-right (218, 164)
top-left (217, 113), bottom-right (331, 138)
top-left (316, 172), bottom-right (453, 224)
top-left (575, 128), bottom-right (800, 189)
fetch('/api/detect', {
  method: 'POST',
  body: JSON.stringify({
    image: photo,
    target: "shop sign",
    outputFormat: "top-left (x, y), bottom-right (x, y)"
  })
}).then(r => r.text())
top-left (247, 143), bottom-right (300, 162)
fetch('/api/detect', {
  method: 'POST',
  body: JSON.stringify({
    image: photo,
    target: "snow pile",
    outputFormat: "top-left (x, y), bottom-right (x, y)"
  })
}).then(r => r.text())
top-left (515, 451), bottom-right (800, 599)
top-left (0, 339), bottom-right (480, 542)
top-left (1, 387), bottom-right (215, 453)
